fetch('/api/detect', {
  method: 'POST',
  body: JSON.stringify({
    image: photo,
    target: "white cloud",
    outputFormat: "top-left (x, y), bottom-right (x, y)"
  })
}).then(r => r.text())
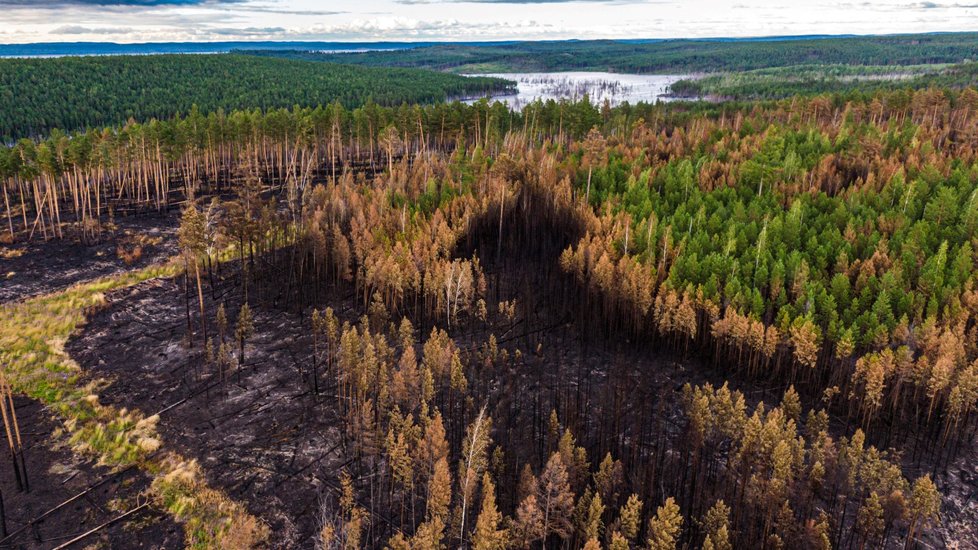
top-left (2, 0), bottom-right (978, 43)
top-left (51, 25), bottom-right (135, 34)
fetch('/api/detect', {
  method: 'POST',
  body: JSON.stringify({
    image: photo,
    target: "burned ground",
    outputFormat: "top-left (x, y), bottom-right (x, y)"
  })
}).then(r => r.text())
top-left (62, 235), bottom-right (733, 548)
top-left (0, 214), bottom-right (177, 304)
top-left (66, 273), bottom-right (358, 548)
top-left (49, 189), bottom-right (978, 549)
top-left (0, 396), bottom-right (183, 550)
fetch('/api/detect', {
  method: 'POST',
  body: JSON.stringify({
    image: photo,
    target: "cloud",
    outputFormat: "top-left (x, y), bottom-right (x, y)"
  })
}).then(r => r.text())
top-left (208, 25), bottom-right (286, 35)
top-left (397, 0), bottom-right (627, 3)
top-left (912, 1), bottom-right (978, 7)
top-left (234, 6), bottom-right (345, 15)
top-left (7, 0), bottom-right (978, 45)
top-left (274, 17), bottom-right (566, 41)
top-left (51, 24), bottom-right (134, 33)
top-left (0, 0), bottom-right (242, 6)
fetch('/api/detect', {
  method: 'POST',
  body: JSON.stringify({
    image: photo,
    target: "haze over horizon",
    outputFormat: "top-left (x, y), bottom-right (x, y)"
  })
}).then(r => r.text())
top-left (2, 0), bottom-right (978, 45)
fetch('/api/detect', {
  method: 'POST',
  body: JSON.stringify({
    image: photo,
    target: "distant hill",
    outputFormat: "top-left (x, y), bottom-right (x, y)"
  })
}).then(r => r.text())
top-left (0, 32), bottom-right (969, 61)
top-left (238, 33), bottom-right (978, 74)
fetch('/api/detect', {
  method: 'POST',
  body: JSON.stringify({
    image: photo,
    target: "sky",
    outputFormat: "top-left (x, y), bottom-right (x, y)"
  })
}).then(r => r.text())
top-left (2, 0), bottom-right (978, 44)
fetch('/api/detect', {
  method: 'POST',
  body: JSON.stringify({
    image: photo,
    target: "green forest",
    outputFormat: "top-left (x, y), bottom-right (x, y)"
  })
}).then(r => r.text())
top-left (0, 53), bottom-right (512, 140)
top-left (669, 62), bottom-right (978, 99)
top-left (240, 33), bottom-right (978, 74)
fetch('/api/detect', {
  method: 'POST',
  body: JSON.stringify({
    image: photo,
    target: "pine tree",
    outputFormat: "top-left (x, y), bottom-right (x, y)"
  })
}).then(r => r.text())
top-left (857, 492), bottom-right (884, 549)
top-left (701, 500), bottom-right (731, 550)
top-left (235, 302), bottom-right (254, 366)
top-left (519, 464), bottom-right (538, 503)
top-left (514, 494), bottom-right (545, 548)
top-left (583, 491), bottom-right (604, 541)
top-left (216, 302), bottom-right (228, 343)
top-left (905, 475), bottom-right (940, 549)
top-left (428, 456), bottom-right (452, 524)
top-left (594, 453), bottom-right (623, 502)
top-left (412, 517), bottom-right (445, 550)
top-left (647, 497), bottom-right (683, 550)
top-left (472, 473), bottom-right (508, 550)
top-left (179, 202), bottom-right (208, 346)
top-left (609, 531), bottom-right (630, 550)
top-left (780, 385), bottom-right (801, 424)
top-left (422, 411), bottom-right (450, 473)
top-left (617, 494), bottom-right (643, 542)
top-left (583, 127), bottom-right (607, 204)
top-left (558, 428), bottom-right (589, 491)
top-left (337, 470), bottom-right (367, 550)
top-left (386, 532), bottom-right (411, 550)
top-left (537, 452), bottom-right (575, 545)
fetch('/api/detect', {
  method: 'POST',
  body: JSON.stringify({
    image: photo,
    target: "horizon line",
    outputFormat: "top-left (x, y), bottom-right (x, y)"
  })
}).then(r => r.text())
top-left (2, 30), bottom-right (975, 48)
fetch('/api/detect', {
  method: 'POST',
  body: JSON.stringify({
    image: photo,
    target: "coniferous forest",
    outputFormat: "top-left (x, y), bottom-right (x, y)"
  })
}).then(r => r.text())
top-left (0, 54), bottom-right (512, 140)
top-left (241, 33), bottom-right (978, 74)
top-left (1, 33), bottom-right (978, 550)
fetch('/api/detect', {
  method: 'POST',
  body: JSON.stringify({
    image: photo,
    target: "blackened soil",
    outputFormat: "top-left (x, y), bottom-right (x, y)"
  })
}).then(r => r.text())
top-left (0, 214), bottom-right (177, 304)
top-left (0, 396), bottom-right (183, 550)
top-left (66, 276), bottom-right (359, 548)
top-left (63, 248), bottom-right (715, 548)
top-left (62, 244), bottom-right (977, 549)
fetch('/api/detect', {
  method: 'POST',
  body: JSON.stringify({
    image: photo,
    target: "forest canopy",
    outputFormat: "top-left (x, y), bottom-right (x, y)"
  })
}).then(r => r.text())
top-left (0, 53), bottom-right (513, 141)
top-left (669, 61), bottom-right (978, 99)
top-left (239, 33), bottom-right (978, 74)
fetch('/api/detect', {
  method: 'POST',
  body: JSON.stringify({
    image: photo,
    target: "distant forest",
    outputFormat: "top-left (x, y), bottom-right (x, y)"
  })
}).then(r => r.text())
top-left (0, 54), bottom-right (512, 140)
top-left (240, 33), bottom-right (978, 74)
top-left (669, 61), bottom-right (978, 100)
top-left (6, 33), bottom-right (978, 141)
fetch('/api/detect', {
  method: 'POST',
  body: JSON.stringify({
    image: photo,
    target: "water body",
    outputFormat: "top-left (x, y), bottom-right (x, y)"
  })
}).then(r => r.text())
top-left (463, 72), bottom-right (688, 108)
top-left (0, 41), bottom-right (512, 58)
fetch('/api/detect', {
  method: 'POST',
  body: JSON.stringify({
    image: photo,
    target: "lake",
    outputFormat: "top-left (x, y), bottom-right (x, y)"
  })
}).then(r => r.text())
top-left (463, 72), bottom-right (688, 108)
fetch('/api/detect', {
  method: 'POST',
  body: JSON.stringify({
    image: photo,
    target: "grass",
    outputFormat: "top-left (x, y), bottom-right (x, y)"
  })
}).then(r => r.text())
top-left (0, 261), bottom-right (268, 549)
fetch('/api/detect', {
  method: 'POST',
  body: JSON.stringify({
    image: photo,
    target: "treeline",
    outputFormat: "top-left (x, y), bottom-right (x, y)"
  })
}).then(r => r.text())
top-left (241, 33), bottom-right (978, 74)
top-left (0, 94), bottom-right (628, 243)
top-left (670, 62), bottom-right (978, 100)
top-left (0, 54), bottom-right (513, 140)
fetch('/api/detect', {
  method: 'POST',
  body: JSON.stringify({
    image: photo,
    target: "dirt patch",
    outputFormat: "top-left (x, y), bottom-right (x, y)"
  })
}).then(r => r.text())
top-left (0, 214), bottom-right (177, 304)
top-left (0, 396), bottom-right (183, 549)
top-left (66, 274), bottom-right (358, 548)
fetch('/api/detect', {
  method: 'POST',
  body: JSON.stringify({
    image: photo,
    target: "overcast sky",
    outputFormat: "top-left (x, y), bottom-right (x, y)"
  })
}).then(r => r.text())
top-left (2, 0), bottom-right (977, 44)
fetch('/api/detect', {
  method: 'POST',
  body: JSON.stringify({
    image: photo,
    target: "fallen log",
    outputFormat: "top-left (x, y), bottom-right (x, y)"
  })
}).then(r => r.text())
top-left (49, 502), bottom-right (150, 550)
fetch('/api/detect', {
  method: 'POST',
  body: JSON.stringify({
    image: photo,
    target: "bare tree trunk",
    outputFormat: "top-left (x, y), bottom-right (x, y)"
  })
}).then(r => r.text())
top-left (459, 405), bottom-right (488, 545)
